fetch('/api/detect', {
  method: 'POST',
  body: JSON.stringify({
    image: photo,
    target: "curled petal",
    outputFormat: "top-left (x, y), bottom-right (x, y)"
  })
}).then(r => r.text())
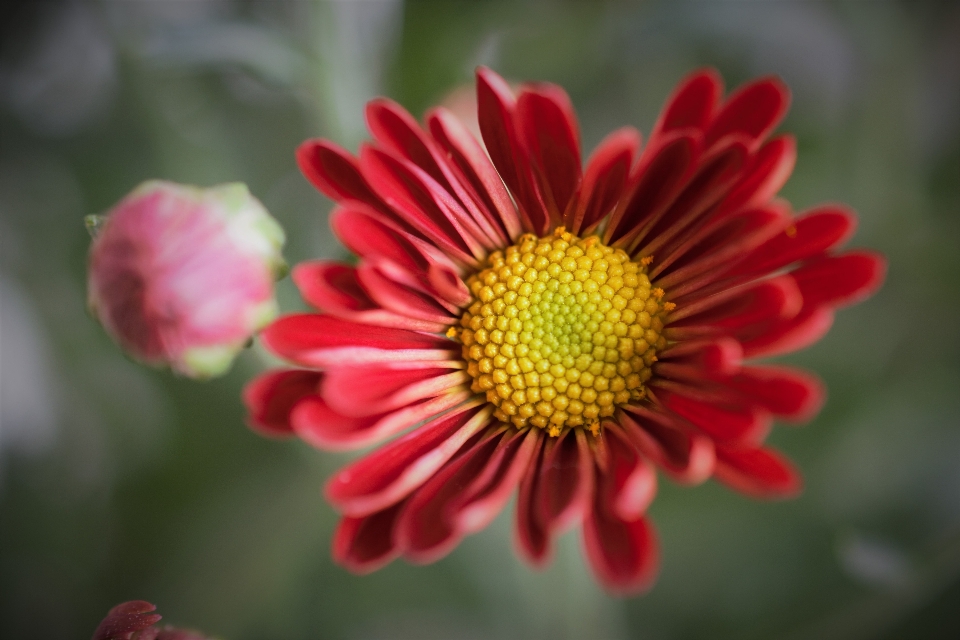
top-left (325, 401), bottom-right (491, 516)
top-left (650, 68), bottom-right (722, 139)
top-left (296, 139), bottom-right (385, 210)
top-left (332, 502), bottom-right (404, 574)
top-left (714, 446), bottom-right (802, 499)
top-left (243, 369), bottom-right (322, 437)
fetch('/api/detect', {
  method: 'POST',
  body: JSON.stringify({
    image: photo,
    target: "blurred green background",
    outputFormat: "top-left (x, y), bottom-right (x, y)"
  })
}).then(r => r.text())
top-left (1, 1), bottom-right (958, 638)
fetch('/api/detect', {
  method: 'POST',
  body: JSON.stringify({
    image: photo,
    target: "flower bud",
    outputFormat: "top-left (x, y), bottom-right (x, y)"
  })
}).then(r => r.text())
top-left (87, 180), bottom-right (285, 378)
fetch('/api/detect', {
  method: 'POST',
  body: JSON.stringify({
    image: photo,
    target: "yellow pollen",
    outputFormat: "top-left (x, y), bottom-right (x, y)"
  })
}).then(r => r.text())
top-left (785, 225), bottom-right (797, 238)
top-left (456, 231), bottom-right (671, 434)
top-left (640, 255), bottom-right (654, 266)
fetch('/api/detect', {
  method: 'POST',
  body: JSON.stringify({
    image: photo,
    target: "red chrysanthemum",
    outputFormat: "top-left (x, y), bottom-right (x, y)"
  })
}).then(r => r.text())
top-left (244, 67), bottom-right (885, 595)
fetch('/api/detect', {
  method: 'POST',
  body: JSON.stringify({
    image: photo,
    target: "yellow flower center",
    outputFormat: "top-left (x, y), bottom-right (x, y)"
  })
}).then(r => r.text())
top-left (452, 228), bottom-right (672, 436)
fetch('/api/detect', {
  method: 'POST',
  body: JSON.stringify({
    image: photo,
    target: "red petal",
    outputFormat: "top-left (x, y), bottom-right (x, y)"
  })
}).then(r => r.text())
top-left (453, 428), bottom-right (539, 534)
top-left (727, 206), bottom-right (858, 279)
top-left (705, 76), bottom-right (790, 149)
top-left (582, 508), bottom-right (659, 596)
top-left (324, 402), bottom-right (490, 516)
top-left (293, 390), bottom-right (470, 451)
top-left (605, 131), bottom-right (698, 246)
top-left (791, 251), bottom-right (887, 308)
top-left (668, 277), bottom-right (802, 338)
top-left (516, 84), bottom-right (582, 223)
top-left (331, 204), bottom-right (470, 308)
top-left (356, 263), bottom-right (456, 327)
top-left (713, 445), bottom-right (802, 499)
top-left (395, 432), bottom-right (501, 563)
top-left (292, 261), bottom-right (443, 332)
top-left (571, 127), bottom-right (640, 233)
top-left (427, 107), bottom-right (522, 240)
top-left (536, 428), bottom-right (594, 534)
top-left (476, 66), bottom-right (548, 234)
top-left (514, 432), bottom-right (550, 565)
top-left (740, 305), bottom-right (834, 359)
top-left (724, 365), bottom-right (825, 423)
top-left (261, 314), bottom-right (455, 368)
top-left (654, 204), bottom-right (789, 289)
top-left (712, 136), bottom-right (796, 219)
top-left (600, 424), bottom-right (657, 521)
top-left (332, 502), bottom-right (403, 574)
top-left (635, 136), bottom-right (749, 258)
top-left (661, 337), bottom-right (743, 376)
top-left (296, 139), bottom-right (385, 210)
top-left (651, 68), bottom-right (722, 138)
top-left (359, 145), bottom-right (483, 264)
top-left (322, 366), bottom-right (467, 417)
top-left (243, 369), bottom-right (322, 437)
top-left (657, 388), bottom-right (772, 445)
top-left (619, 407), bottom-right (715, 484)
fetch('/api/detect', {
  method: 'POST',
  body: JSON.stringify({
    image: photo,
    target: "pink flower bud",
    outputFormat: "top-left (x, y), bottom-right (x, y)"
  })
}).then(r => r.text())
top-left (87, 180), bottom-right (285, 378)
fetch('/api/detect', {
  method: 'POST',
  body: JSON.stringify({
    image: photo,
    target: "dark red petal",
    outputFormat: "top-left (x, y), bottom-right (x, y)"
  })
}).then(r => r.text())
top-left (571, 127), bottom-right (640, 233)
top-left (261, 314), bottom-right (455, 368)
top-left (536, 428), bottom-right (594, 534)
top-left (600, 424), bottom-right (657, 521)
top-left (705, 76), bottom-right (790, 149)
top-left (514, 432), bottom-right (550, 565)
top-left (427, 107), bottom-right (522, 239)
top-left (293, 391), bottom-right (470, 451)
top-left (93, 601), bottom-right (163, 640)
top-left (712, 136), bottom-right (796, 219)
top-left (332, 502), bottom-right (404, 574)
top-left (654, 204), bottom-right (789, 289)
top-left (582, 508), bottom-right (659, 596)
top-left (726, 206), bottom-right (858, 279)
top-left (661, 337), bottom-right (743, 376)
top-left (651, 68), bottom-right (722, 138)
top-left (453, 428), bottom-right (539, 534)
top-left (395, 432), bottom-right (501, 563)
top-left (635, 136), bottom-right (749, 259)
top-left (619, 407), bottom-right (715, 484)
top-left (740, 305), bottom-right (834, 359)
top-left (516, 84), bottom-right (582, 223)
top-left (296, 139), bottom-right (384, 209)
top-left (324, 402), bottom-right (490, 516)
top-left (243, 369), bottom-right (322, 437)
top-left (668, 277), bottom-right (802, 338)
top-left (476, 66), bottom-right (548, 234)
top-left (713, 445), bottom-right (802, 499)
top-left (322, 365), bottom-right (467, 417)
top-left (791, 251), bottom-right (887, 308)
top-left (605, 131), bottom-right (699, 246)
top-left (724, 366), bottom-right (825, 423)
top-left (657, 388), bottom-right (772, 445)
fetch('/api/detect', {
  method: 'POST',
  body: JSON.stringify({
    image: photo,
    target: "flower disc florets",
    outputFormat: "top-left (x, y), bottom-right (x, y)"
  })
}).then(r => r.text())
top-left (456, 228), bottom-right (673, 435)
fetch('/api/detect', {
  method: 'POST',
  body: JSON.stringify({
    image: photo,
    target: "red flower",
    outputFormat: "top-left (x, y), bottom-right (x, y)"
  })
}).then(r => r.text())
top-left (244, 68), bottom-right (885, 594)
top-left (91, 601), bottom-right (210, 640)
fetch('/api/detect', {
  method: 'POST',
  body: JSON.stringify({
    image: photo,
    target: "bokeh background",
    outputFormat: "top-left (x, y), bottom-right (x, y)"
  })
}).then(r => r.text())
top-left (2, 1), bottom-right (959, 638)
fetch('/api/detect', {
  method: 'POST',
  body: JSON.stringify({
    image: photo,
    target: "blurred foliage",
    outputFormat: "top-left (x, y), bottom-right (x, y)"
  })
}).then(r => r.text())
top-left (1, 1), bottom-right (959, 639)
